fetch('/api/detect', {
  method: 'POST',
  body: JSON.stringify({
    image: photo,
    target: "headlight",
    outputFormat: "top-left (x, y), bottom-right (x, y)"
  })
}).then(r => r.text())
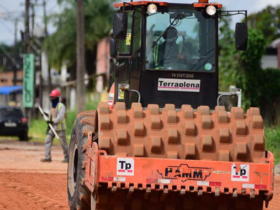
top-left (148, 4), bottom-right (157, 14)
top-left (206, 5), bottom-right (216, 16)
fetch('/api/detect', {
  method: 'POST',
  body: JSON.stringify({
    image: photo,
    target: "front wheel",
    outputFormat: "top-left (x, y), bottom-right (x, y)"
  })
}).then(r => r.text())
top-left (67, 111), bottom-right (97, 210)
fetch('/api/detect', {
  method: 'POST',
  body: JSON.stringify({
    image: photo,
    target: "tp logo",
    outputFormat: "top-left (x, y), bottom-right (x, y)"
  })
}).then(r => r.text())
top-left (231, 164), bottom-right (249, 182)
top-left (117, 158), bottom-right (134, 176)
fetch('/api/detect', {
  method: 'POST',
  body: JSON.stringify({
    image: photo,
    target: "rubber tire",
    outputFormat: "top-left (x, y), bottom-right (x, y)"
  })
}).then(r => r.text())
top-left (67, 112), bottom-right (96, 210)
top-left (19, 131), bottom-right (28, 141)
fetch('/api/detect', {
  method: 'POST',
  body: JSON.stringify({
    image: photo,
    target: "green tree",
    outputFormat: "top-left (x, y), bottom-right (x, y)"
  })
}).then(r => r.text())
top-left (219, 23), bottom-right (280, 111)
top-left (44, 0), bottom-right (115, 71)
top-left (237, 29), bottom-right (266, 109)
top-left (0, 43), bottom-right (14, 54)
top-left (219, 14), bottom-right (238, 91)
top-left (247, 5), bottom-right (280, 43)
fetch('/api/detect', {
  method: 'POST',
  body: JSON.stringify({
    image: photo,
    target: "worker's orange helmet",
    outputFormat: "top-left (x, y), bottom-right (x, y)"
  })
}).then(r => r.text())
top-left (49, 89), bottom-right (61, 97)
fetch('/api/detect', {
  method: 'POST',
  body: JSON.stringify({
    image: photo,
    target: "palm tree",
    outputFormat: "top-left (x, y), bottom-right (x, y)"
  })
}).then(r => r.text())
top-left (43, 0), bottom-right (115, 92)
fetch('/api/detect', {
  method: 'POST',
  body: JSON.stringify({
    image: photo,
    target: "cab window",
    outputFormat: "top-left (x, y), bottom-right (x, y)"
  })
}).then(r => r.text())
top-left (146, 8), bottom-right (215, 72)
top-left (117, 12), bottom-right (133, 54)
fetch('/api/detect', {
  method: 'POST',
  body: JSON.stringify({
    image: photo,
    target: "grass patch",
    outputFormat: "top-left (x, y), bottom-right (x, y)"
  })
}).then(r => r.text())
top-left (66, 111), bottom-right (77, 136)
top-left (265, 126), bottom-right (280, 165)
top-left (29, 119), bottom-right (71, 144)
top-left (0, 136), bottom-right (20, 141)
top-left (86, 97), bottom-right (99, 111)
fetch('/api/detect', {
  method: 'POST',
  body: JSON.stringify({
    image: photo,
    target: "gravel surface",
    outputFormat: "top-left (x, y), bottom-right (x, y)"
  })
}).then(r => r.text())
top-left (0, 139), bottom-right (68, 210)
top-left (0, 139), bottom-right (279, 210)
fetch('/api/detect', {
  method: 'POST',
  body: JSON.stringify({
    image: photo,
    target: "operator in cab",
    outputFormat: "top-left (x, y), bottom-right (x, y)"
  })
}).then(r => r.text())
top-left (148, 26), bottom-right (190, 70)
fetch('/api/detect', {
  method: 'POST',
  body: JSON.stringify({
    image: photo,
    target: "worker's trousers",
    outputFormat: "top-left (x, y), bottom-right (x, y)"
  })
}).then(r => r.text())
top-left (44, 129), bottom-right (69, 160)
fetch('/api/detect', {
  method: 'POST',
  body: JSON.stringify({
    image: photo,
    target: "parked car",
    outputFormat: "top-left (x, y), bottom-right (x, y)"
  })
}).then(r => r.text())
top-left (0, 106), bottom-right (29, 141)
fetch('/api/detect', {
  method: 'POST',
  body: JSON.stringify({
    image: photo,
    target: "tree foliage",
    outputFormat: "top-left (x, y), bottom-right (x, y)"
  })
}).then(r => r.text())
top-left (236, 29), bottom-right (267, 109)
top-left (0, 43), bottom-right (14, 54)
top-left (219, 10), bottom-right (280, 111)
top-left (219, 15), bottom-right (237, 92)
top-left (43, 0), bottom-right (115, 69)
top-left (247, 5), bottom-right (280, 44)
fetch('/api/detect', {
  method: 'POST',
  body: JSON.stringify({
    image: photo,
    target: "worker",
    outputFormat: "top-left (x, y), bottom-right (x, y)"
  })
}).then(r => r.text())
top-left (41, 89), bottom-right (69, 163)
top-left (151, 26), bottom-right (190, 69)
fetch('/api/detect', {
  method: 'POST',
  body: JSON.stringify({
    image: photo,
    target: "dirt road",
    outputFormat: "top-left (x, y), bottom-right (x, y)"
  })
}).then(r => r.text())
top-left (0, 172), bottom-right (68, 210)
top-left (0, 140), bottom-right (67, 173)
top-left (0, 140), bottom-right (68, 210)
top-left (0, 139), bottom-right (279, 210)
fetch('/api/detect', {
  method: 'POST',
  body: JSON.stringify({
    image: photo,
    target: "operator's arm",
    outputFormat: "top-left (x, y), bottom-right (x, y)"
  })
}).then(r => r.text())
top-left (178, 45), bottom-right (191, 65)
top-left (52, 104), bottom-right (66, 124)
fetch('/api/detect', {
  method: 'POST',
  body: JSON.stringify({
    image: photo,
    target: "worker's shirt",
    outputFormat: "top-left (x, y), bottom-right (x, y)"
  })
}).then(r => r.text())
top-left (51, 102), bottom-right (66, 131)
top-left (163, 42), bottom-right (181, 64)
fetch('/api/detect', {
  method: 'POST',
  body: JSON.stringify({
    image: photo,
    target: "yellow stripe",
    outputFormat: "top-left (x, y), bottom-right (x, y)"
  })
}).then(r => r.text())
top-left (57, 103), bottom-right (66, 130)
top-left (154, 45), bottom-right (159, 67)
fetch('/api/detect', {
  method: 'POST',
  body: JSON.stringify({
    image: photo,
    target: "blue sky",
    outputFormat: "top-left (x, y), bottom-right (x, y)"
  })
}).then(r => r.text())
top-left (0, 0), bottom-right (279, 45)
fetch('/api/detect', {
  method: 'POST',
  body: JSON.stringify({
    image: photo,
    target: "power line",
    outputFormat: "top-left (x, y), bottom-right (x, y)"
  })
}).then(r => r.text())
top-left (0, 3), bottom-right (9, 13)
top-left (0, 2), bottom-right (24, 21)
top-left (0, 11), bottom-right (23, 14)
top-left (0, 19), bottom-right (14, 34)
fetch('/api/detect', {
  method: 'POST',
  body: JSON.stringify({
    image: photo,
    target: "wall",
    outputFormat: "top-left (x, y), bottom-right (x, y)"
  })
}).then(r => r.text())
top-left (0, 93), bottom-right (23, 109)
top-left (96, 37), bottom-right (110, 93)
top-left (262, 41), bottom-right (280, 70)
top-left (261, 97), bottom-right (280, 126)
top-left (0, 70), bottom-right (23, 86)
top-left (262, 55), bottom-right (278, 69)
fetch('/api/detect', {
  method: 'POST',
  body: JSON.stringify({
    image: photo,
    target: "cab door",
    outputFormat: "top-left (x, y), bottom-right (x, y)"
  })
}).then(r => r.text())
top-left (114, 10), bottom-right (143, 108)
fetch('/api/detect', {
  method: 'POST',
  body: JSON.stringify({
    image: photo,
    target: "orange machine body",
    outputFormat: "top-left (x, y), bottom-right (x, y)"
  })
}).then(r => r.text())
top-left (114, 1), bottom-right (168, 8)
top-left (93, 0), bottom-right (270, 208)
top-left (85, 140), bottom-right (274, 208)
top-left (114, 1), bottom-right (222, 9)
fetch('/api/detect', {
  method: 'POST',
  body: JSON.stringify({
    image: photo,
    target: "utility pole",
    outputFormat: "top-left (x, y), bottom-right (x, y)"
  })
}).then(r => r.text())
top-left (76, 0), bottom-right (86, 113)
top-left (31, 3), bottom-right (35, 37)
top-left (14, 19), bottom-right (18, 56)
top-left (43, 0), bottom-right (48, 37)
top-left (43, 0), bottom-right (52, 93)
top-left (13, 18), bottom-right (19, 86)
top-left (25, 0), bottom-right (30, 53)
top-left (24, 0), bottom-right (32, 121)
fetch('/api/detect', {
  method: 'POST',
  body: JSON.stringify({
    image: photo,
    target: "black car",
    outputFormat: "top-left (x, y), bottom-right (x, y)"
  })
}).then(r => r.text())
top-left (0, 106), bottom-right (29, 141)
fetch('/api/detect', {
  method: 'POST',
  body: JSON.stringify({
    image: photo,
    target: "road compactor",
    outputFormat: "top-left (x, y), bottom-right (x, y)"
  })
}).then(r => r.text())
top-left (67, 1), bottom-right (274, 209)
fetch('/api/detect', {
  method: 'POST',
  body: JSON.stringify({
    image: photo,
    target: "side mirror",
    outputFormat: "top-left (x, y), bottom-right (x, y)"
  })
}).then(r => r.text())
top-left (113, 12), bottom-right (128, 40)
top-left (235, 23), bottom-right (248, 51)
top-left (110, 38), bottom-right (117, 58)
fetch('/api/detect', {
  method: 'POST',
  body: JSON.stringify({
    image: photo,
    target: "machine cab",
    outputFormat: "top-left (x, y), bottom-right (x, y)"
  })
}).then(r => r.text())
top-left (111, 1), bottom-right (247, 110)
